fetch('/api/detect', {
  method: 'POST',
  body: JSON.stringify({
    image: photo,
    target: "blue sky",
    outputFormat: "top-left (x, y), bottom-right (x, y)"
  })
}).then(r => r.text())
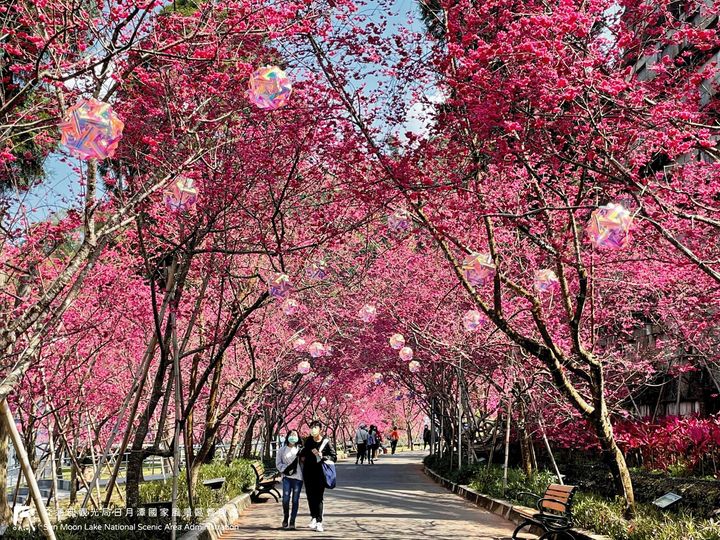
top-left (5, 155), bottom-right (82, 230)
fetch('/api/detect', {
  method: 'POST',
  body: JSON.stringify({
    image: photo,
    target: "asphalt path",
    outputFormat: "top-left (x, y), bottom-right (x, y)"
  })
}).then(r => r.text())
top-left (220, 451), bottom-right (520, 539)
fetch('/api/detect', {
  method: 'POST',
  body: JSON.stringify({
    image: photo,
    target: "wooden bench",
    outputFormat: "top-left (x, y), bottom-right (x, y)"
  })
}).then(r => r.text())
top-left (250, 462), bottom-right (280, 502)
top-left (512, 484), bottom-right (577, 540)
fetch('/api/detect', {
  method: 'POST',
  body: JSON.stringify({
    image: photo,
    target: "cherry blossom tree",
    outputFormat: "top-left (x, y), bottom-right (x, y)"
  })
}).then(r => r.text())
top-left (302, 0), bottom-right (719, 513)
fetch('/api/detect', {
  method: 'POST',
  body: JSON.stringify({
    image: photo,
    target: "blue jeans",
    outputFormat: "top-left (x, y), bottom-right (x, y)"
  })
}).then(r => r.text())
top-left (282, 476), bottom-right (303, 523)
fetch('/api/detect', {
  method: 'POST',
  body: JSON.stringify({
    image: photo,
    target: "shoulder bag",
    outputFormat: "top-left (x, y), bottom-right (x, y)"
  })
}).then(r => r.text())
top-left (317, 438), bottom-right (336, 489)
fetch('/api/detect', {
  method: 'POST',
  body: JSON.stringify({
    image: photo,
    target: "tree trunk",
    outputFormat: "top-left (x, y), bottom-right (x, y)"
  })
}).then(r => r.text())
top-left (517, 398), bottom-right (534, 477)
top-left (595, 409), bottom-right (635, 516)
top-left (225, 415), bottom-right (243, 466)
top-left (48, 424), bottom-right (60, 516)
top-left (502, 399), bottom-right (512, 494)
top-left (0, 415), bottom-right (12, 524)
top-left (262, 421), bottom-right (276, 460)
top-left (125, 358), bottom-right (172, 508)
top-left (189, 462), bottom-right (201, 497)
top-left (69, 457), bottom-right (77, 505)
top-left (241, 416), bottom-right (257, 459)
top-left (519, 429), bottom-right (534, 477)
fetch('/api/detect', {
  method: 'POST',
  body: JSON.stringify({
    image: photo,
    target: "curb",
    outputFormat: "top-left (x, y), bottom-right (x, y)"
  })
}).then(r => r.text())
top-left (179, 492), bottom-right (252, 540)
top-left (424, 467), bottom-right (611, 540)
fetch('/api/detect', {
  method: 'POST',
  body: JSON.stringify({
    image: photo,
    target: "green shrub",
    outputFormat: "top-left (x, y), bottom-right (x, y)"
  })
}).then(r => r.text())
top-left (1, 527), bottom-right (39, 540)
top-left (423, 453), bottom-right (486, 484)
top-left (471, 465), bottom-right (557, 502)
top-left (424, 454), bottom-right (557, 500)
top-left (139, 458), bottom-right (256, 510)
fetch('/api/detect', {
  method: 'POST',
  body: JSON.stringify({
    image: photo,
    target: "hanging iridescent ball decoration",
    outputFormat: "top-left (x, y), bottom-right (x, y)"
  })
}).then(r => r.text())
top-left (283, 298), bottom-right (300, 316)
top-left (462, 310), bottom-right (484, 331)
top-left (358, 304), bottom-right (377, 323)
top-left (297, 360), bottom-right (311, 375)
top-left (389, 333), bottom-right (405, 350)
top-left (387, 208), bottom-right (410, 232)
top-left (462, 252), bottom-right (495, 287)
top-left (534, 269), bottom-right (560, 294)
top-left (399, 346), bottom-right (414, 361)
top-left (268, 273), bottom-right (292, 299)
top-left (306, 259), bottom-right (328, 280)
top-left (372, 372), bottom-right (383, 385)
top-left (319, 397), bottom-right (327, 406)
top-left (586, 203), bottom-right (633, 249)
top-left (164, 177), bottom-right (199, 212)
top-left (308, 341), bottom-right (325, 358)
top-left (248, 66), bottom-right (292, 110)
top-left (408, 360), bottom-right (420, 373)
top-left (59, 98), bottom-right (124, 160)
top-left (293, 337), bottom-right (307, 352)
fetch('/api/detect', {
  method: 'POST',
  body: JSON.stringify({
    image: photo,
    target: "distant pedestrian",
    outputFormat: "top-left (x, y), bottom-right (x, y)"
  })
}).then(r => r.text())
top-left (390, 426), bottom-right (400, 455)
top-left (354, 423), bottom-right (369, 465)
top-left (276, 429), bottom-right (303, 530)
top-left (367, 425), bottom-right (379, 464)
top-left (423, 424), bottom-right (431, 450)
top-left (299, 420), bottom-right (337, 532)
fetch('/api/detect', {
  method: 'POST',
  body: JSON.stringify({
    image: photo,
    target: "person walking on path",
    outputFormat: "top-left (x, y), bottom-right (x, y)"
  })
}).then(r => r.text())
top-left (389, 426), bottom-right (400, 455)
top-left (366, 425), bottom-right (378, 464)
top-left (354, 423), bottom-right (368, 465)
top-left (299, 420), bottom-right (337, 532)
top-left (275, 429), bottom-right (303, 530)
top-left (423, 424), bottom-right (431, 451)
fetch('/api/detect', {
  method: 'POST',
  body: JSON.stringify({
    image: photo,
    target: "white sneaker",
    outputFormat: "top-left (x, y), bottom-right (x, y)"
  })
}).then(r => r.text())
top-left (308, 518), bottom-right (317, 529)
top-left (316, 523), bottom-right (324, 532)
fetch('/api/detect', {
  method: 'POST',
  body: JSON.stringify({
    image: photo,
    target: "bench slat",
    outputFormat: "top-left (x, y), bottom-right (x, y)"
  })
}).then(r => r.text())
top-left (540, 500), bottom-right (568, 513)
top-left (517, 483), bottom-right (578, 535)
top-left (545, 490), bottom-right (573, 501)
top-left (547, 484), bottom-right (575, 493)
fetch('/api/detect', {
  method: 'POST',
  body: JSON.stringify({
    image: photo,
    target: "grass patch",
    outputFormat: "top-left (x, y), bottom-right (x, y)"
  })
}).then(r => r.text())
top-left (574, 494), bottom-right (720, 540)
top-left (424, 455), bottom-right (720, 540)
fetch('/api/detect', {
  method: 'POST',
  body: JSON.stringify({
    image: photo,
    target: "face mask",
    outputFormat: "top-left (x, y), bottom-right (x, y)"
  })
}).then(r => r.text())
top-left (311, 427), bottom-right (320, 437)
top-left (288, 435), bottom-right (298, 444)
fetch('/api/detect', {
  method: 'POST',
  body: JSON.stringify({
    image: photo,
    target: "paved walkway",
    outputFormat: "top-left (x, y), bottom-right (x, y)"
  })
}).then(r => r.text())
top-left (219, 452), bottom-right (519, 539)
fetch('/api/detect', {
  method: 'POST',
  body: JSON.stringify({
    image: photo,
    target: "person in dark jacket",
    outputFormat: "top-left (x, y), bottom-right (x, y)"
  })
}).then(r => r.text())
top-left (423, 424), bottom-right (431, 450)
top-left (366, 425), bottom-right (378, 464)
top-left (299, 420), bottom-right (337, 532)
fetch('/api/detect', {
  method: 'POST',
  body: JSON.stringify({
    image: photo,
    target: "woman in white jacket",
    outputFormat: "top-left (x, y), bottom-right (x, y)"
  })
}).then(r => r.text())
top-left (275, 429), bottom-right (303, 529)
